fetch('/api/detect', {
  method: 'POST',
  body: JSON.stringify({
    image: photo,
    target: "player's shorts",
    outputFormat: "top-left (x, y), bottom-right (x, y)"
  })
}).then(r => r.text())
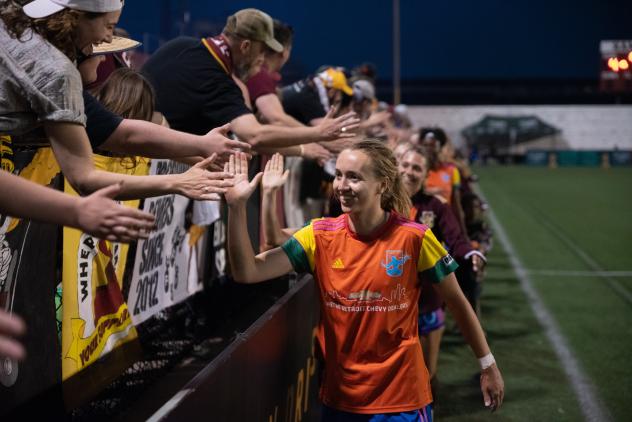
top-left (321, 404), bottom-right (433, 422)
top-left (418, 308), bottom-right (445, 337)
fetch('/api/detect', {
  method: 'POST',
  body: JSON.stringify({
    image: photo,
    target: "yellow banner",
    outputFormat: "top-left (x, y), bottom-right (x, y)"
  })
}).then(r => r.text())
top-left (61, 154), bottom-right (149, 380)
top-left (0, 142), bottom-right (61, 234)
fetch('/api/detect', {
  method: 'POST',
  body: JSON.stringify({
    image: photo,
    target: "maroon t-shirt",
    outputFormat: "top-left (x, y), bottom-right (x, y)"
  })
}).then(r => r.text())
top-left (246, 65), bottom-right (281, 107)
top-left (411, 192), bottom-right (473, 313)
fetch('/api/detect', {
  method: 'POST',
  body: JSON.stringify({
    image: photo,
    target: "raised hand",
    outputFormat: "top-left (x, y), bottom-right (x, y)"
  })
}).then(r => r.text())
top-left (262, 153), bottom-right (289, 192)
top-left (224, 152), bottom-right (263, 206)
top-left (201, 123), bottom-right (252, 166)
top-left (317, 107), bottom-right (361, 140)
top-left (77, 183), bottom-right (156, 243)
top-left (174, 154), bottom-right (235, 200)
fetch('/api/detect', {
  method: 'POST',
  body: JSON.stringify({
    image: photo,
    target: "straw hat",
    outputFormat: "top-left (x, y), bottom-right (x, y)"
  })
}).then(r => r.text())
top-left (92, 36), bottom-right (141, 55)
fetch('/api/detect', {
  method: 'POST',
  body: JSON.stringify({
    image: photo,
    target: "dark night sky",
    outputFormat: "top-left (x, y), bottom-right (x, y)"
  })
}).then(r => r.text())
top-left (118, 0), bottom-right (632, 80)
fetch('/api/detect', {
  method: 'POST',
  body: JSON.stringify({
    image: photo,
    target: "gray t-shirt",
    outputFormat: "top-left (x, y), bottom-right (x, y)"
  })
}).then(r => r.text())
top-left (0, 21), bottom-right (86, 137)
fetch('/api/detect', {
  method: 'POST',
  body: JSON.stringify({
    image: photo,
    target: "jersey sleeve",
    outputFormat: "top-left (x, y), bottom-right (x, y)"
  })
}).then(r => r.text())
top-left (281, 222), bottom-right (316, 273)
top-left (435, 201), bottom-right (472, 260)
top-left (452, 165), bottom-right (461, 188)
top-left (417, 228), bottom-right (459, 283)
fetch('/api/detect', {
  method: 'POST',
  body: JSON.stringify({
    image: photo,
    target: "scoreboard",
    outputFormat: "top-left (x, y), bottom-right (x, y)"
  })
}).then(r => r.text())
top-left (600, 40), bottom-right (632, 92)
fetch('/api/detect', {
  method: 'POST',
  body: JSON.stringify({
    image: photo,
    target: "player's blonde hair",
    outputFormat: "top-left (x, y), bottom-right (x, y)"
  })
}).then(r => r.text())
top-left (347, 139), bottom-right (412, 216)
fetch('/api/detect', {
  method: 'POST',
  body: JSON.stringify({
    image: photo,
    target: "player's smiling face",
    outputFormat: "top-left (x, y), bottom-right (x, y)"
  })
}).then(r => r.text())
top-left (334, 150), bottom-right (383, 213)
top-left (398, 150), bottom-right (427, 196)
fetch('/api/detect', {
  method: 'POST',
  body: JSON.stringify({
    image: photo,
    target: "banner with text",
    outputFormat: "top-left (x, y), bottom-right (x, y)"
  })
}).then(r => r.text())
top-left (127, 159), bottom-right (211, 325)
top-left (61, 155), bottom-right (148, 380)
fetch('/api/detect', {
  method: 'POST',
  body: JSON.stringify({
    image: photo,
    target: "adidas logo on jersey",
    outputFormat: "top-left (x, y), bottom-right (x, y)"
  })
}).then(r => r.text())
top-left (332, 258), bottom-right (345, 269)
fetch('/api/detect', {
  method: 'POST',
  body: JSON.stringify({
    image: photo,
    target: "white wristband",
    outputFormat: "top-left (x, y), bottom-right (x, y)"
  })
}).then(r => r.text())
top-left (479, 353), bottom-right (495, 370)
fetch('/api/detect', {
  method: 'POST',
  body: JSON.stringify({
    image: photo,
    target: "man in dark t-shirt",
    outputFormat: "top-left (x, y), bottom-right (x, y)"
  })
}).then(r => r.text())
top-left (76, 38), bottom-right (252, 161)
top-left (142, 35), bottom-right (252, 136)
top-left (281, 68), bottom-right (354, 207)
top-left (79, 56), bottom-right (250, 160)
top-left (142, 8), bottom-right (358, 150)
top-left (281, 67), bottom-right (353, 126)
top-left (281, 79), bottom-right (329, 126)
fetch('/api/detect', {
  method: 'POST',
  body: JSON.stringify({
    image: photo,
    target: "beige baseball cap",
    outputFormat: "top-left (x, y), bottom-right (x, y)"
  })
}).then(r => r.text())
top-left (23, 0), bottom-right (124, 18)
top-left (224, 8), bottom-right (283, 53)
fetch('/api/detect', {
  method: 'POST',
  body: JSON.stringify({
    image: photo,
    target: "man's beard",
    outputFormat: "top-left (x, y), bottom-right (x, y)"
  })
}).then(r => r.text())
top-left (235, 54), bottom-right (262, 82)
top-left (234, 62), bottom-right (252, 81)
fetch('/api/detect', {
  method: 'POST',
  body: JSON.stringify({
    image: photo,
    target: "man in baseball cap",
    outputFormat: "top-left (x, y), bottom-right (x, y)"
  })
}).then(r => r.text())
top-left (317, 68), bottom-right (353, 97)
top-left (142, 8), bottom-right (358, 154)
top-left (224, 8), bottom-right (283, 54)
top-left (22, 0), bottom-right (124, 18)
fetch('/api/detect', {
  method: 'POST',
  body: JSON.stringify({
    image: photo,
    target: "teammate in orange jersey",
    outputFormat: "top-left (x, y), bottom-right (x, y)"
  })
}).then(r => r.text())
top-left (225, 141), bottom-right (503, 421)
top-left (419, 128), bottom-right (468, 238)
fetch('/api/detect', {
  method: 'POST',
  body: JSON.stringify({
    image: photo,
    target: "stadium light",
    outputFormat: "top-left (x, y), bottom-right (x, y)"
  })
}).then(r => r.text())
top-left (628, 51), bottom-right (632, 62)
top-left (619, 59), bottom-right (630, 70)
top-left (608, 57), bottom-right (619, 71)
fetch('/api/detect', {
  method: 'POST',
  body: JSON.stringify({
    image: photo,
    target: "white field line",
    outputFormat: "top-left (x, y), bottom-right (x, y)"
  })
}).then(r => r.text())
top-left (478, 189), bottom-right (612, 422)
top-left (535, 217), bottom-right (632, 306)
top-left (524, 269), bottom-right (632, 277)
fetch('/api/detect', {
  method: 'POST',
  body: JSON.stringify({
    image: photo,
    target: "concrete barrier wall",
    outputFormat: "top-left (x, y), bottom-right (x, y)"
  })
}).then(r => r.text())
top-left (150, 275), bottom-right (321, 422)
top-left (408, 105), bottom-right (632, 150)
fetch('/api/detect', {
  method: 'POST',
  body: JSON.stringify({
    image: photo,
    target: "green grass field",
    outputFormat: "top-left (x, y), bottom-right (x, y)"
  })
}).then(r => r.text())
top-left (434, 166), bottom-right (632, 421)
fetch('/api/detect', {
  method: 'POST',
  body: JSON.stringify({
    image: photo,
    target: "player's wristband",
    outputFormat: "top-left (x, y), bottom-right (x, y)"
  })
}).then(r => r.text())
top-left (479, 353), bottom-right (495, 370)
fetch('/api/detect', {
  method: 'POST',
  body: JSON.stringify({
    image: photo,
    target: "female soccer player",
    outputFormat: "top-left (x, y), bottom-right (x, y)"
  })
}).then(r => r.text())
top-left (399, 146), bottom-right (486, 399)
top-left (225, 140), bottom-right (504, 421)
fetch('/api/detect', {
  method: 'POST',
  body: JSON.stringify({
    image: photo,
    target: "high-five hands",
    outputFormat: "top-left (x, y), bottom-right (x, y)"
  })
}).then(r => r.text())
top-left (261, 153), bottom-right (289, 192)
top-left (223, 152), bottom-right (263, 206)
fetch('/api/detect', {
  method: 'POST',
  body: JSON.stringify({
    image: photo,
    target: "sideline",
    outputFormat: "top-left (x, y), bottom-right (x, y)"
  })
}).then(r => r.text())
top-left (478, 189), bottom-right (612, 422)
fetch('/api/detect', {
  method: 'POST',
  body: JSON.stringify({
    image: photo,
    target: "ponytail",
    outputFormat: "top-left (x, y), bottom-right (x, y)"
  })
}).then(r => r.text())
top-left (382, 173), bottom-right (411, 216)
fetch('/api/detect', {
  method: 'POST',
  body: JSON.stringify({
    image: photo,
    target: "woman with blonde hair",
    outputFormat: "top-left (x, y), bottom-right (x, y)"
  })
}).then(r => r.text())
top-left (95, 67), bottom-right (156, 122)
top-left (93, 66), bottom-right (156, 169)
top-left (225, 139), bottom-right (504, 421)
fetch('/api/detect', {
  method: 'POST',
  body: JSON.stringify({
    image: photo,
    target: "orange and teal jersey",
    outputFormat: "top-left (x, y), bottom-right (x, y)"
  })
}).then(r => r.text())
top-left (424, 162), bottom-right (461, 204)
top-left (281, 212), bottom-right (458, 414)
